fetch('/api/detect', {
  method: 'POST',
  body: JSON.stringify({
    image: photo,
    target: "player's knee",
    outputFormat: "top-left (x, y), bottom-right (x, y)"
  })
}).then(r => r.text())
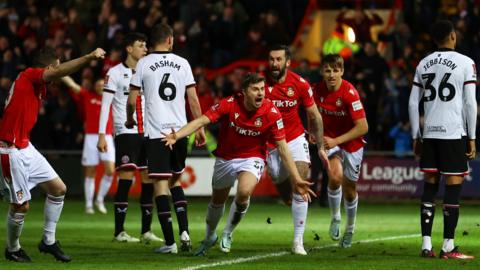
top-left (11, 201), bottom-right (29, 213)
top-left (235, 191), bottom-right (251, 204)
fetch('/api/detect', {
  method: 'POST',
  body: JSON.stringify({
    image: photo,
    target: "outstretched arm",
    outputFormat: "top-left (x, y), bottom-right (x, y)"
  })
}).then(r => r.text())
top-left (162, 115), bottom-right (211, 149)
top-left (305, 104), bottom-right (330, 169)
top-left (43, 48), bottom-right (105, 82)
top-left (60, 75), bottom-right (82, 93)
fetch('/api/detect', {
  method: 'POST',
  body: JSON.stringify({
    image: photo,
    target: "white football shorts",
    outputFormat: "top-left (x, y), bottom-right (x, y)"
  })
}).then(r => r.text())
top-left (81, 134), bottom-right (115, 166)
top-left (212, 157), bottom-right (265, 189)
top-left (327, 146), bottom-right (364, 181)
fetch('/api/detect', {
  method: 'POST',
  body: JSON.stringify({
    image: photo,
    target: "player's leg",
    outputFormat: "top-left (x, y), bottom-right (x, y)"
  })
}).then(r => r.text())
top-left (291, 160), bottom-right (310, 255)
top-left (419, 173), bottom-right (440, 256)
top-left (221, 171), bottom-right (258, 253)
top-left (339, 148), bottom-right (363, 248)
top-left (38, 177), bottom-right (71, 262)
top-left (326, 151), bottom-right (344, 241)
top-left (95, 161), bottom-right (114, 214)
top-left (194, 158), bottom-right (235, 256)
top-left (139, 170), bottom-right (162, 243)
top-left (96, 135), bottom-right (116, 213)
top-left (221, 158), bottom-right (264, 253)
top-left (2, 147), bottom-right (32, 262)
top-left (147, 138), bottom-right (177, 254)
top-left (29, 144), bottom-right (70, 262)
top-left (113, 169), bottom-right (139, 242)
top-left (82, 134), bottom-right (100, 214)
top-left (168, 138), bottom-right (191, 251)
top-left (267, 148), bottom-right (292, 205)
top-left (437, 138), bottom-right (473, 259)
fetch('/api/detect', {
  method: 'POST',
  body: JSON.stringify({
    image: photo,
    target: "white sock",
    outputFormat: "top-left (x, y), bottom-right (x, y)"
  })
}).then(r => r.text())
top-left (84, 177), bottom-right (95, 208)
top-left (344, 195), bottom-right (358, 233)
top-left (442, 238), bottom-right (454, 252)
top-left (96, 175), bottom-right (113, 203)
top-left (43, 194), bottom-right (65, 245)
top-left (292, 193), bottom-right (308, 244)
top-left (6, 211), bottom-right (25, 252)
top-left (223, 200), bottom-right (249, 235)
top-left (328, 187), bottom-right (342, 221)
top-left (205, 203), bottom-right (225, 240)
top-left (422, 236), bottom-right (432, 251)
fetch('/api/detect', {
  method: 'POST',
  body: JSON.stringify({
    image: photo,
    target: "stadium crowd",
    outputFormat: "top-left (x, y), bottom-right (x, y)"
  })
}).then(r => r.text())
top-left (0, 0), bottom-right (479, 152)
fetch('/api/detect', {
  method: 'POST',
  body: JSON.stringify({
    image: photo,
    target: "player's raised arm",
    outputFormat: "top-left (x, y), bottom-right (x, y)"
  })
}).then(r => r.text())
top-left (162, 115), bottom-right (211, 149)
top-left (59, 75), bottom-right (81, 94)
top-left (43, 48), bottom-right (106, 82)
top-left (275, 139), bottom-right (315, 202)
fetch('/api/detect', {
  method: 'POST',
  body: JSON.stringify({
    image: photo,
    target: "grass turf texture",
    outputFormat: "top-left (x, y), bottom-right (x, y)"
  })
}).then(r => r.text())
top-left (0, 199), bottom-right (478, 269)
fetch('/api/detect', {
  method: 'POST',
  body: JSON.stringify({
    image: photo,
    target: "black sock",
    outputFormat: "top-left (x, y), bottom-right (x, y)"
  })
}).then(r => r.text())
top-left (420, 182), bottom-right (439, 237)
top-left (155, 195), bottom-right (174, 245)
top-left (443, 184), bottom-right (461, 239)
top-left (114, 179), bottom-right (132, 236)
top-left (170, 186), bottom-right (189, 235)
top-left (140, 183), bottom-right (154, 234)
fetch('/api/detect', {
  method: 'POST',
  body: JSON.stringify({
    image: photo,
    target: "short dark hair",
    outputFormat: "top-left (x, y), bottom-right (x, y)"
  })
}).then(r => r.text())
top-left (269, 44), bottom-right (291, 60)
top-left (124, 32), bottom-right (147, 48)
top-left (32, 47), bottom-right (57, 67)
top-left (321, 54), bottom-right (344, 69)
top-left (431, 20), bottom-right (454, 45)
top-left (150, 23), bottom-right (173, 46)
top-left (241, 73), bottom-right (265, 91)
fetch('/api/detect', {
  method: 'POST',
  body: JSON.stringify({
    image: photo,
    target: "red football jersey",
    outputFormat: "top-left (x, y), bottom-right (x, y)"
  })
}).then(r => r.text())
top-left (264, 70), bottom-right (314, 143)
top-left (204, 93), bottom-right (285, 160)
top-left (313, 80), bottom-right (366, 152)
top-left (72, 88), bottom-right (113, 134)
top-left (0, 68), bottom-right (46, 148)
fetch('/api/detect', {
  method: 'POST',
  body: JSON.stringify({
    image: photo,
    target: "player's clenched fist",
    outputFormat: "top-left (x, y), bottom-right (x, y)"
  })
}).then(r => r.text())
top-left (87, 48), bottom-right (106, 60)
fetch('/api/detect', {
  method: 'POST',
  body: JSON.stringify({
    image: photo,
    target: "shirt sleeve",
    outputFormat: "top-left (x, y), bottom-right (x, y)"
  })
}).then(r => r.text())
top-left (298, 77), bottom-right (315, 108)
top-left (130, 59), bottom-right (143, 88)
top-left (464, 59), bottom-right (477, 139)
top-left (408, 66), bottom-right (423, 139)
top-left (268, 106), bottom-right (286, 142)
top-left (345, 88), bottom-right (366, 120)
top-left (98, 91), bottom-right (114, 134)
top-left (184, 59), bottom-right (196, 88)
top-left (204, 98), bottom-right (229, 123)
top-left (103, 68), bottom-right (118, 93)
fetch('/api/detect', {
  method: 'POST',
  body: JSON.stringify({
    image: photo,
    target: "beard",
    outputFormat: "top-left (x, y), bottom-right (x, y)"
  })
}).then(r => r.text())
top-left (268, 65), bottom-right (286, 82)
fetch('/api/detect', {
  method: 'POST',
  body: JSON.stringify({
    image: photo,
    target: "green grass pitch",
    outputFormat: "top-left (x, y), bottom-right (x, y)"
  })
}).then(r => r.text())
top-left (0, 199), bottom-right (478, 269)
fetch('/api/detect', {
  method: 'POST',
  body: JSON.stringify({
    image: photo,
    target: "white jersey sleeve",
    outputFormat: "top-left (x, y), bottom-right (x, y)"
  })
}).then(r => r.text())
top-left (408, 66), bottom-right (423, 139)
top-left (463, 60), bottom-right (477, 139)
top-left (130, 58), bottom-right (144, 88)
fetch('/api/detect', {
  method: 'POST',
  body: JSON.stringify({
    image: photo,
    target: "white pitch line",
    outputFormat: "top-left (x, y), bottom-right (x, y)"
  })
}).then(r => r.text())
top-left (181, 234), bottom-right (420, 270)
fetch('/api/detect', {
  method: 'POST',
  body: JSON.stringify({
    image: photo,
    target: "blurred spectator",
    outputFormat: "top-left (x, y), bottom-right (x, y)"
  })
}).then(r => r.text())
top-left (388, 121), bottom-right (412, 158)
top-left (294, 59), bottom-right (321, 84)
top-left (336, 7), bottom-right (383, 44)
top-left (259, 10), bottom-right (290, 48)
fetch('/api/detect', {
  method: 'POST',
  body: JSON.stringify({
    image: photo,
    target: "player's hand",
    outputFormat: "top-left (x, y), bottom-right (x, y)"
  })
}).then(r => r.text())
top-left (87, 48), bottom-right (106, 60)
top-left (124, 118), bottom-right (137, 129)
top-left (161, 128), bottom-right (177, 150)
top-left (97, 134), bottom-right (108, 152)
top-left (324, 136), bottom-right (337, 150)
top-left (317, 147), bottom-right (330, 170)
top-left (412, 139), bottom-right (422, 157)
top-left (466, 139), bottom-right (476, 160)
top-left (195, 127), bottom-right (206, 147)
top-left (291, 177), bottom-right (316, 202)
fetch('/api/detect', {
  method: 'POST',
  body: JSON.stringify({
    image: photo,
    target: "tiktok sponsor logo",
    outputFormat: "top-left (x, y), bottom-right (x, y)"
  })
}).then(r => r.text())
top-left (272, 99), bottom-right (297, 108)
